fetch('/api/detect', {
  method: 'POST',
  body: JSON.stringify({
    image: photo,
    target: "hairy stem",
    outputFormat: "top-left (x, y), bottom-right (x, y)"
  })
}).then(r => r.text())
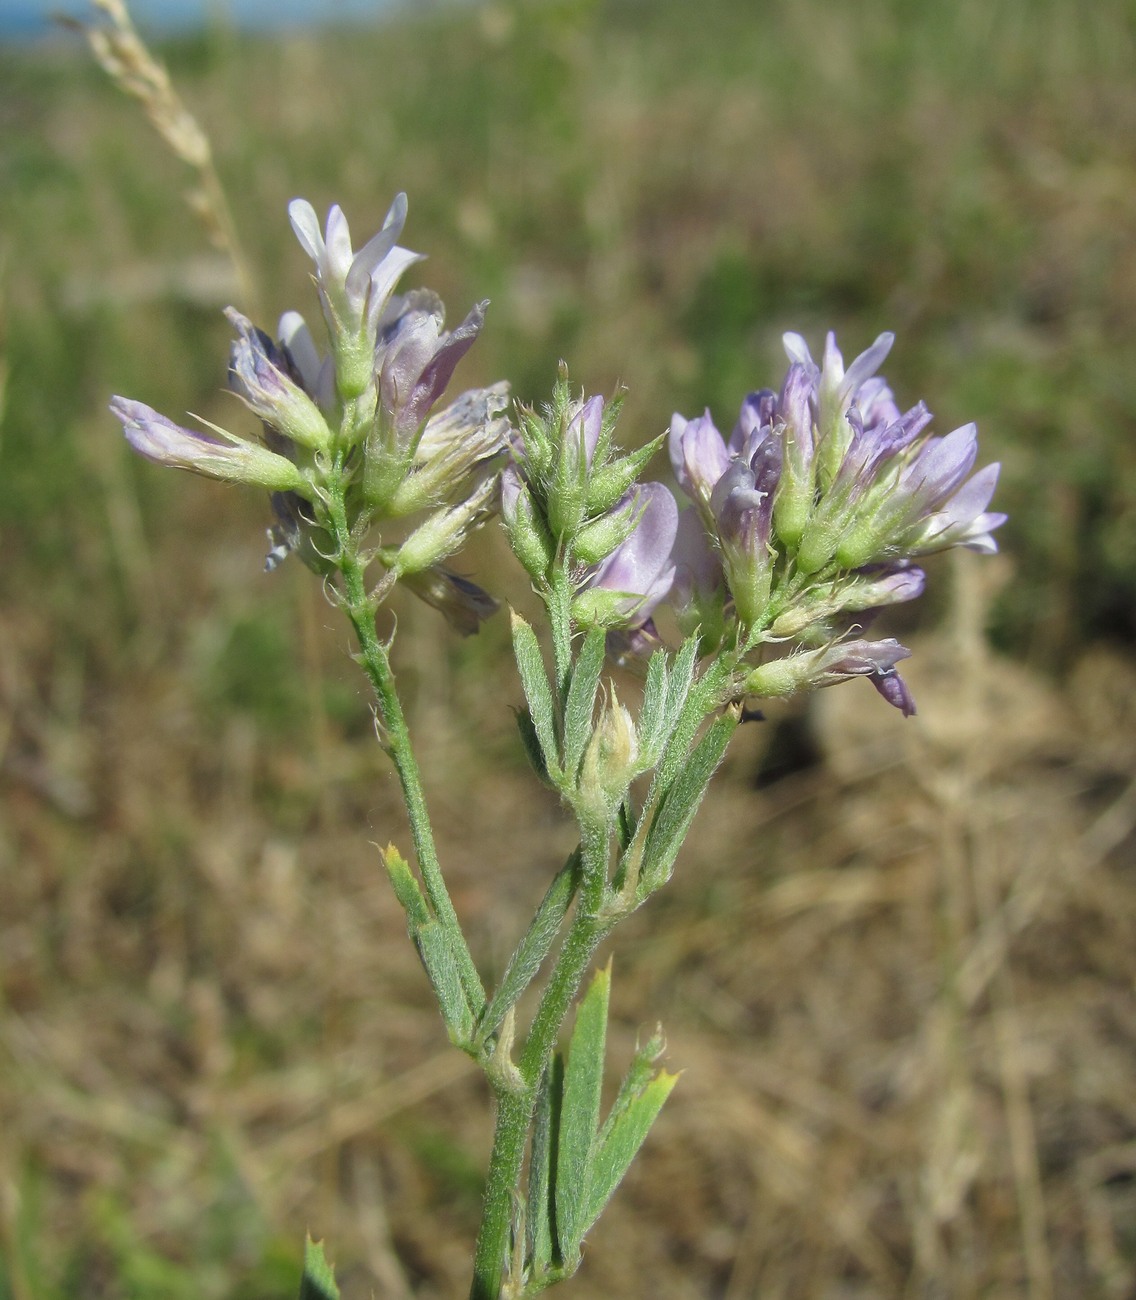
top-left (326, 473), bottom-right (485, 1016)
top-left (470, 825), bottom-right (613, 1300)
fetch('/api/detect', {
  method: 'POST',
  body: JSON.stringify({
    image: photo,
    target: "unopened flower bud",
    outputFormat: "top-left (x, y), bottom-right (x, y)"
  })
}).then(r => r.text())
top-left (502, 467), bottom-right (556, 580)
top-left (578, 690), bottom-right (639, 816)
top-left (391, 476), bottom-right (498, 576)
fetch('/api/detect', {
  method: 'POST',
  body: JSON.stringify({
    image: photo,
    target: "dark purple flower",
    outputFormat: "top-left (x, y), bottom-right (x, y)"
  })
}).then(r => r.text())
top-left (375, 292), bottom-right (488, 447)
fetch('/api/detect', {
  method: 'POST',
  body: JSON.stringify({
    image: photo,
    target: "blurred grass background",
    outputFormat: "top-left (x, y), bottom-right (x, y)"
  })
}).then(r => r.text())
top-left (1, 0), bottom-right (1135, 1296)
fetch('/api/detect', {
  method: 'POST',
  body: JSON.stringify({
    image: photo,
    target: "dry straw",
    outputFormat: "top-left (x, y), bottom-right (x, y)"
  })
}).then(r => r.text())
top-left (69, 0), bottom-right (261, 318)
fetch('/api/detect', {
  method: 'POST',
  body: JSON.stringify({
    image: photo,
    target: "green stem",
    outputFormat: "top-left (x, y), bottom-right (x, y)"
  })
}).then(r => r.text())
top-left (326, 477), bottom-right (485, 1016)
top-left (470, 827), bottom-right (613, 1300)
top-left (546, 568), bottom-right (574, 699)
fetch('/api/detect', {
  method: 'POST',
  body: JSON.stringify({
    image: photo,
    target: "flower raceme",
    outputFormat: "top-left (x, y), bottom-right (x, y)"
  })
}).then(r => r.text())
top-left (667, 330), bottom-right (1005, 713)
top-left (110, 195), bottom-right (510, 630)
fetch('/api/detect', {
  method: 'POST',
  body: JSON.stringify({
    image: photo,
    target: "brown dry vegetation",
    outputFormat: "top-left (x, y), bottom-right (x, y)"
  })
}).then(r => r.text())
top-left (2, 0), bottom-right (1136, 1297)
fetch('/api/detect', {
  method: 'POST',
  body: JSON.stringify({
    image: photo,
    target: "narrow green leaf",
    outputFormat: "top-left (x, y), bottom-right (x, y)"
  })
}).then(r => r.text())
top-left (299, 1237), bottom-right (340, 1300)
top-left (561, 624), bottom-right (607, 779)
top-left (581, 1067), bottom-right (678, 1240)
top-left (595, 1027), bottom-right (665, 1148)
top-left (642, 712), bottom-right (737, 892)
top-left (416, 920), bottom-right (475, 1046)
top-left (511, 611), bottom-right (561, 781)
top-left (526, 1058), bottom-right (562, 1275)
top-left (647, 631), bottom-right (701, 785)
top-left (478, 852), bottom-right (580, 1046)
top-left (635, 648), bottom-right (670, 764)
top-left (515, 708), bottom-right (555, 787)
top-left (658, 635), bottom-right (700, 761)
top-left (555, 963), bottom-right (611, 1262)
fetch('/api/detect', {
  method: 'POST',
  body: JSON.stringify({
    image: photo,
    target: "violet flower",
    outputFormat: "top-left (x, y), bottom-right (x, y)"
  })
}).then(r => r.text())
top-left (709, 435), bottom-right (782, 627)
top-left (573, 482), bottom-right (678, 630)
top-left (226, 308), bottom-right (332, 453)
top-left (115, 195), bottom-right (510, 630)
top-left (745, 637), bottom-right (917, 716)
top-left (110, 397), bottom-right (306, 494)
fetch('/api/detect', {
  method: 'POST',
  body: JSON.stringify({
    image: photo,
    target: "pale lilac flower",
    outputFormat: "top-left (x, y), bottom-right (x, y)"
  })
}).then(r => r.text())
top-left (110, 397), bottom-right (306, 494)
top-left (668, 409), bottom-right (730, 513)
top-left (833, 423), bottom-right (1006, 569)
top-left (375, 291), bottom-right (488, 447)
top-left (226, 309), bottom-right (331, 452)
top-left (576, 483), bottom-right (678, 627)
top-left (847, 564), bottom-right (927, 608)
top-left (116, 195), bottom-right (509, 631)
top-left (893, 431), bottom-right (1006, 555)
top-left (782, 328), bottom-right (894, 421)
top-left (287, 193), bottom-right (422, 351)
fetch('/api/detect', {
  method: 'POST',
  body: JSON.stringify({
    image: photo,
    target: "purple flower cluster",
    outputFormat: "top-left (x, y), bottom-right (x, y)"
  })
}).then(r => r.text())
top-left (652, 330), bottom-right (1004, 712)
top-left (111, 196), bottom-right (511, 630)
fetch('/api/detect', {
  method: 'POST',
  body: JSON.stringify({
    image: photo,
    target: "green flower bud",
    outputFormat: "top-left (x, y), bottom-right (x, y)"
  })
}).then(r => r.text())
top-left (502, 470), bottom-right (556, 580)
top-left (578, 690), bottom-right (639, 818)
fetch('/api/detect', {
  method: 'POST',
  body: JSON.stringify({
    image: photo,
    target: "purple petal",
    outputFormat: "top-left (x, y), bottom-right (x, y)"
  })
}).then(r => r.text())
top-left (672, 410), bottom-right (729, 503)
top-left (112, 397), bottom-right (223, 465)
top-left (819, 637), bottom-right (912, 679)
top-left (940, 460), bottom-right (1000, 526)
top-left (782, 331), bottom-right (819, 380)
top-left (730, 390), bottom-right (778, 455)
top-left (591, 482), bottom-right (679, 620)
top-left (840, 331), bottom-right (894, 403)
top-left (670, 506), bottom-right (724, 606)
top-left (900, 423), bottom-right (979, 505)
top-left (398, 301), bottom-right (487, 437)
top-left (345, 192), bottom-right (408, 301)
top-left (568, 394), bottom-right (605, 467)
top-left (871, 668), bottom-right (917, 716)
top-left (500, 463), bottom-right (523, 526)
top-left (780, 363), bottom-right (815, 434)
top-left (957, 516), bottom-right (1007, 554)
